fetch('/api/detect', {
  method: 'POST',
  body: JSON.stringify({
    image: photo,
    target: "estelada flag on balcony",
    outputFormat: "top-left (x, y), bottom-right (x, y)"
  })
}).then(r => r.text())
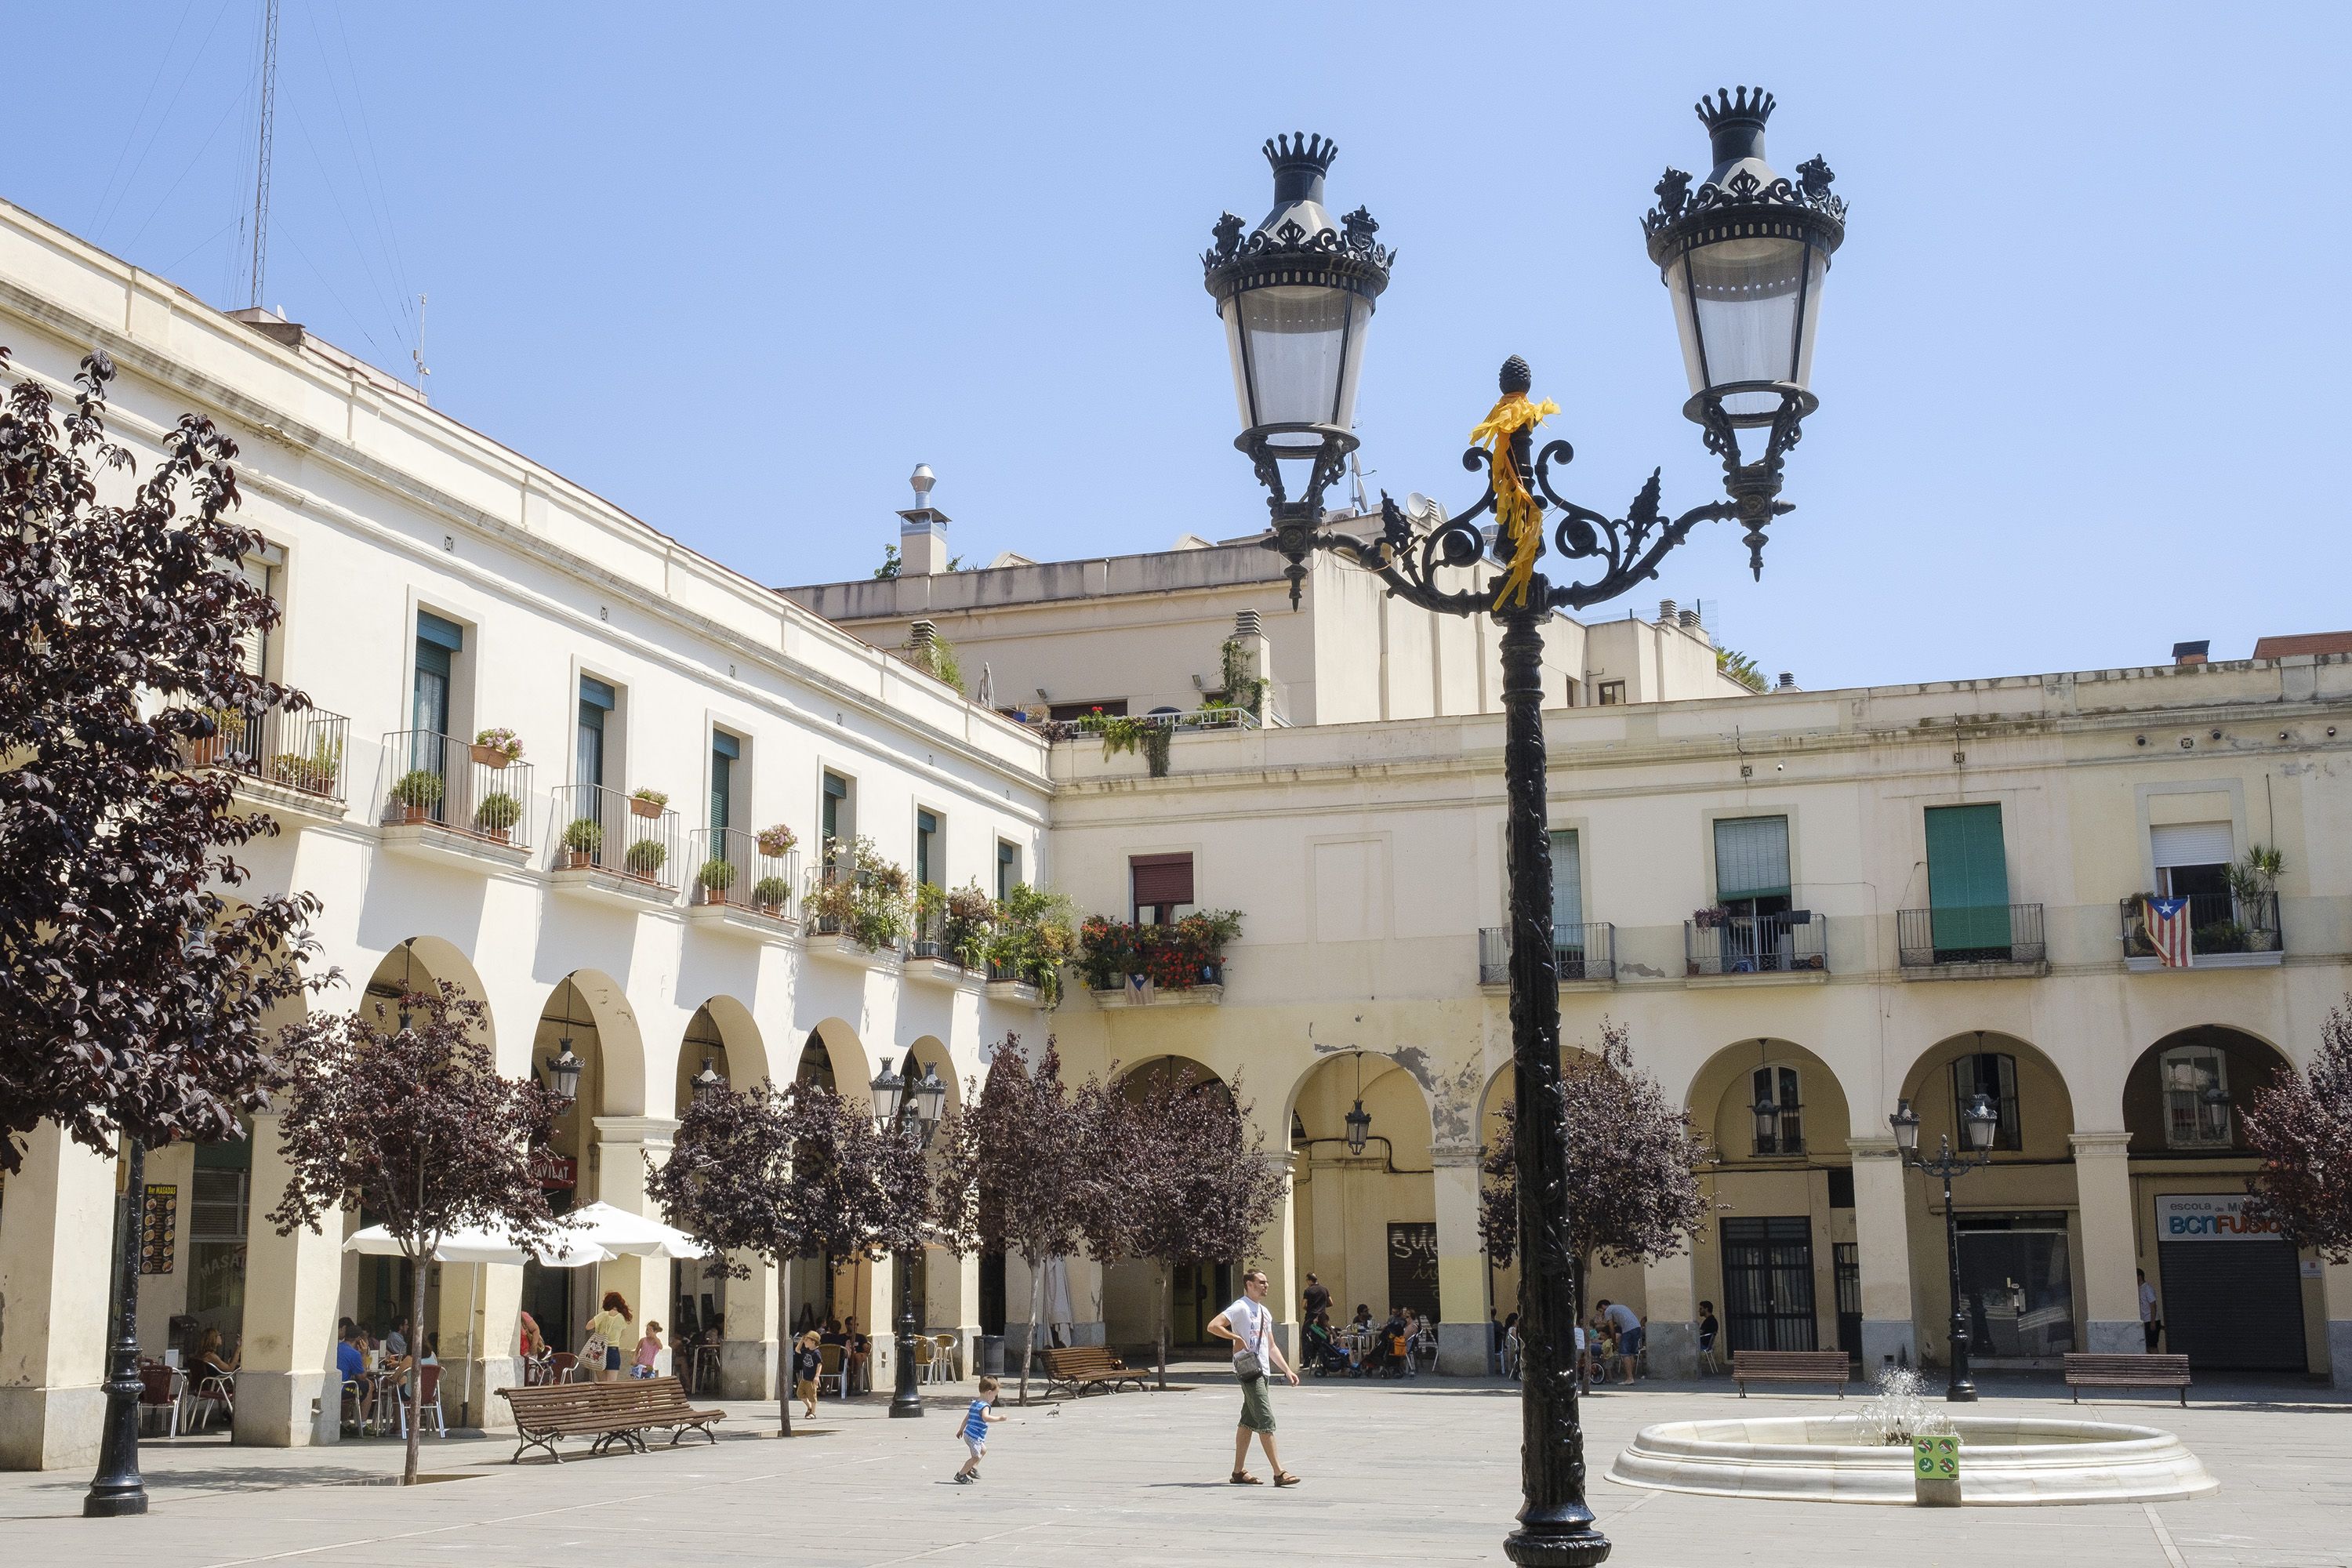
top-left (2142, 895), bottom-right (2194, 968)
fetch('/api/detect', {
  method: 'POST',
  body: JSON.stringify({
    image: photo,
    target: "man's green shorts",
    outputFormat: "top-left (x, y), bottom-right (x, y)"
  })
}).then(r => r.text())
top-left (1238, 1373), bottom-right (1276, 1433)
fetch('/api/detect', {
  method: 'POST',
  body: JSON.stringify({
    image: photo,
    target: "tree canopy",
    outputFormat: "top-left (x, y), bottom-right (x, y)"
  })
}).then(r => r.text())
top-left (2243, 1000), bottom-right (2352, 1262)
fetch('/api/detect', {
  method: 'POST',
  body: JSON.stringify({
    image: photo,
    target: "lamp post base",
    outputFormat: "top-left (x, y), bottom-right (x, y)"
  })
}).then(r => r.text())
top-left (1505, 1524), bottom-right (1613, 1567)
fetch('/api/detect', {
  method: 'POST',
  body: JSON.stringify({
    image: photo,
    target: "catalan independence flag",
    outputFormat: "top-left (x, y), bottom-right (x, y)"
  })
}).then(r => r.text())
top-left (2142, 895), bottom-right (2194, 968)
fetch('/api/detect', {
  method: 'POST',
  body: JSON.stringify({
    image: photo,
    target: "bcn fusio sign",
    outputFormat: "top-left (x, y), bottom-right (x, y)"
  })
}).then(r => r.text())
top-left (2158, 1193), bottom-right (2282, 1242)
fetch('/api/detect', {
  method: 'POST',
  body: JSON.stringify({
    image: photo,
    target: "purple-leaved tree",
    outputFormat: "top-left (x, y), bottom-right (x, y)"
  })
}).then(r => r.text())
top-left (266, 984), bottom-right (560, 1485)
top-left (2242, 999), bottom-right (2352, 1261)
top-left (1096, 1062), bottom-right (1288, 1388)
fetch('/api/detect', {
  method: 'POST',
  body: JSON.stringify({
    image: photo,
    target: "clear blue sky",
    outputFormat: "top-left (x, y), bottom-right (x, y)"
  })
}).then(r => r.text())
top-left (9, 4), bottom-right (2346, 690)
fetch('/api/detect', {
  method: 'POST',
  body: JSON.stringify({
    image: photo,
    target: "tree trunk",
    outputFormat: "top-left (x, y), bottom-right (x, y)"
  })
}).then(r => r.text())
top-left (776, 1257), bottom-right (796, 1436)
top-left (404, 1244), bottom-right (426, 1486)
top-left (1154, 1260), bottom-right (1170, 1390)
top-left (1019, 1249), bottom-right (1047, 1406)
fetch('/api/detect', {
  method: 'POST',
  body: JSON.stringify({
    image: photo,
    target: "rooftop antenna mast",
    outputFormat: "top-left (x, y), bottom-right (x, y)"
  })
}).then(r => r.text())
top-left (1347, 448), bottom-right (1372, 516)
top-left (246, 0), bottom-right (279, 310)
top-left (412, 292), bottom-right (430, 393)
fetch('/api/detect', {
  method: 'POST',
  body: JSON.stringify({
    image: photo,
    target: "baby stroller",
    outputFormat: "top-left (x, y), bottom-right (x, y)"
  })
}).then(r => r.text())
top-left (1305, 1323), bottom-right (1352, 1378)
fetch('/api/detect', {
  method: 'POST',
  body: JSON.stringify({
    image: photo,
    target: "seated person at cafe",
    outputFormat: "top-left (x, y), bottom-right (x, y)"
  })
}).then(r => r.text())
top-left (195, 1327), bottom-right (240, 1382)
top-left (335, 1324), bottom-right (372, 1423)
top-left (1379, 1308), bottom-right (1410, 1378)
top-left (843, 1316), bottom-right (872, 1391)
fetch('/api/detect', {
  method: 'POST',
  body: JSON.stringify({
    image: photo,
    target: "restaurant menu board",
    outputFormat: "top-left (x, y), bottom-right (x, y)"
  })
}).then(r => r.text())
top-left (140, 1183), bottom-right (178, 1275)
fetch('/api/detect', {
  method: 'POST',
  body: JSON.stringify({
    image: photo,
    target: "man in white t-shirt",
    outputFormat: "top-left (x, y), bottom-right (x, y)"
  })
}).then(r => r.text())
top-left (1207, 1268), bottom-right (1301, 1487)
top-left (2138, 1269), bottom-right (2161, 1352)
top-left (1599, 1299), bottom-right (1643, 1383)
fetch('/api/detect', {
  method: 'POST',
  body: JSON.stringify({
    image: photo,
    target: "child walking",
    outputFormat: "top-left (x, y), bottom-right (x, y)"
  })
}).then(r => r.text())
top-left (630, 1321), bottom-right (665, 1379)
top-left (793, 1331), bottom-right (822, 1420)
top-left (953, 1376), bottom-right (1004, 1483)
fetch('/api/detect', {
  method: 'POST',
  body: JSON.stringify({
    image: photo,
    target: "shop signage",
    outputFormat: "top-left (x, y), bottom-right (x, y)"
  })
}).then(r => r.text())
top-left (530, 1149), bottom-right (578, 1191)
top-left (2157, 1193), bottom-right (2281, 1242)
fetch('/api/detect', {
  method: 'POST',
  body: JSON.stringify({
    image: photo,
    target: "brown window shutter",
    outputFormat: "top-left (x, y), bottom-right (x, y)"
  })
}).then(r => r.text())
top-left (1130, 853), bottom-right (1194, 909)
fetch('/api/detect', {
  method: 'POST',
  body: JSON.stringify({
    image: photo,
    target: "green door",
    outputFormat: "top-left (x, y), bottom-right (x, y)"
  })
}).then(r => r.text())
top-left (1926, 804), bottom-right (2012, 955)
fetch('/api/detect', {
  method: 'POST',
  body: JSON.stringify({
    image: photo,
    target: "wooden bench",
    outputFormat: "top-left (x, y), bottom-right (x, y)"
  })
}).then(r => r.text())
top-left (2063, 1353), bottom-right (2191, 1406)
top-left (1732, 1350), bottom-right (1852, 1396)
top-left (495, 1376), bottom-right (725, 1464)
top-left (1037, 1345), bottom-right (1147, 1399)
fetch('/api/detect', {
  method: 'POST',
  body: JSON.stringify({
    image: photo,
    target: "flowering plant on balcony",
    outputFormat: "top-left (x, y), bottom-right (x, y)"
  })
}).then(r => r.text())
top-left (985, 884), bottom-right (1073, 1000)
top-left (1074, 909), bottom-right (1241, 993)
top-left (630, 787), bottom-right (670, 808)
top-left (755, 823), bottom-right (798, 858)
top-left (804, 837), bottom-right (911, 949)
top-left (472, 727), bottom-right (524, 762)
top-left (945, 883), bottom-right (996, 970)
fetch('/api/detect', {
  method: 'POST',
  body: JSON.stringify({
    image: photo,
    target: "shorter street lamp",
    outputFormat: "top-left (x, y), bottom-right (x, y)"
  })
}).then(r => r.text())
top-left (1891, 1090), bottom-right (2001, 1401)
top-left (543, 1041), bottom-right (584, 1103)
top-left (870, 1054), bottom-right (946, 1417)
top-left (1345, 1051), bottom-right (1373, 1156)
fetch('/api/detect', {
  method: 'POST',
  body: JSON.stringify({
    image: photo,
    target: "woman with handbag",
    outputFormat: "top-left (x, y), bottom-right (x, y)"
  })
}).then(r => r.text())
top-left (1207, 1269), bottom-right (1301, 1487)
top-left (583, 1291), bottom-right (633, 1384)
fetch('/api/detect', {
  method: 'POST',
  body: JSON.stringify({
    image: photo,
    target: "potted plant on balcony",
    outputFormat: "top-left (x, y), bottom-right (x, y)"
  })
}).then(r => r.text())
top-left (629, 787), bottom-right (669, 819)
top-left (561, 815), bottom-right (603, 869)
top-left (1691, 905), bottom-right (1730, 930)
top-left (751, 874), bottom-right (793, 916)
top-left (755, 823), bottom-right (798, 859)
top-left (188, 704), bottom-right (244, 768)
top-left (623, 837), bottom-right (668, 882)
top-left (269, 732), bottom-right (343, 795)
top-left (985, 884), bottom-right (1075, 1002)
top-left (390, 768), bottom-right (445, 824)
top-left (2228, 844), bottom-right (2286, 951)
top-left (944, 882), bottom-right (996, 970)
top-left (697, 855), bottom-right (737, 906)
top-left (474, 789), bottom-right (522, 843)
top-left (470, 727), bottom-right (523, 769)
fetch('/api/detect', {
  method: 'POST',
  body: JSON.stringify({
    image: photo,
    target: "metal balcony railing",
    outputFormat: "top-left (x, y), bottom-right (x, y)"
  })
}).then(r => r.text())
top-left (909, 905), bottom-right (951, 960)
top-left (187, 699), bottom-right (350, 802)
top-left (1897, 903), bottom-right (2047, 967)
top-left (687, 828), bottom-right (797, 919)
top-left (2121, 891), bottom-right (2281, 958)
top-left (803, 862), bottom-right (901, 949)
top-left (1685, 909), bottom-right (1828, 976)
top-left (550, 783), bottom-right (678, 890)
top-left (379, 729), bottom-right (535, 849)
top-left (1476, 923), bottom-right (1617, 985)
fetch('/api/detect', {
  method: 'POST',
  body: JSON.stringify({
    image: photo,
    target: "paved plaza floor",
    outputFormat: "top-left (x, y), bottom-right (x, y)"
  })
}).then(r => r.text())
top-left (2, 1371), bottom-right (2345, 1566)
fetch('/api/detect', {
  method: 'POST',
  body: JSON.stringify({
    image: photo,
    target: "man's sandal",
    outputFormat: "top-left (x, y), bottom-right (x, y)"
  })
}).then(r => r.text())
top-left (1229, 1471), bottom-right (1262, 1484)
top-left (1272, 1472), bottom-right (1302, 1487)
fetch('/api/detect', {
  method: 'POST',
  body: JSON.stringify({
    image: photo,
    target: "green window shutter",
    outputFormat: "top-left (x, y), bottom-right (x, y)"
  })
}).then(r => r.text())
top-left (1548, 829), bottom-right (1584, 932)
top-left (710, 752), bottom-right (731, 834)
top-left (1925, 804), bottom-right (2011, 953)
top-left (1714, 816), bottom-right (1791, 902)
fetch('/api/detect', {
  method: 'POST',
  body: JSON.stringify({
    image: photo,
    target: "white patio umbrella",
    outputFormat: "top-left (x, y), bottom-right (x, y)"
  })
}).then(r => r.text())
top-left (557, 1200), bottom-right (713, 1260)
top-left (343, 1221), bottom-right (617, 1424)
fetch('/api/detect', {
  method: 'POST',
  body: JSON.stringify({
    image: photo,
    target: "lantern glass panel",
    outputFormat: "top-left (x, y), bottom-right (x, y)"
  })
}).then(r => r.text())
top-left (1222, 285), bottom-right (1370, 434)
top-left (1668, 236), bottom-right (1825, 419)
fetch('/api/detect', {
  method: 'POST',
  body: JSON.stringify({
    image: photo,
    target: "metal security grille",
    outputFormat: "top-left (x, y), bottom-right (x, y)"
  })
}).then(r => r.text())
top-left (1720, 1217), bottom-right (1817, 1352)
top-left (2158, 1240), bottom-right (2304, 1370)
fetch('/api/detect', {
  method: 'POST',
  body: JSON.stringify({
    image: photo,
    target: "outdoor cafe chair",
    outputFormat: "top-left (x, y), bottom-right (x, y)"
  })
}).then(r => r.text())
top-left (817, 1341), bottom-right (848, 1399)
top-left (189, 1372), bottom-right (236, 1431)
top-left (394, 1363), bottom-right (446, 1438)
top-left (136, 1361), bottom-right (183, 1437)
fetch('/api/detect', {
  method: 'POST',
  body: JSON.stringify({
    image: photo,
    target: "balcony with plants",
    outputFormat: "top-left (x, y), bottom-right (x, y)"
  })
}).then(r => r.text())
top-left (803, 837), bottom-right (910, 968)
top-left (684, 822), bottom-right (801, 940)
top-left (550, 783), bottom-right (679, 907)
top-left (2123, 847), bottom-right (2285, 971)
top-left (1075, 908), bottom-right (1241, 1007)
top-left (982, 883), bottom-right (1076, 1007)
top-left (185, 697), bottom-right (351, 818)
top-left (377, 727), bottom-right (535, 868)
top-left (1476, 922), bottom-right (1617, 989)
top-left (906, 880), bottom-right (994, 985)
top-left (1683, 902), bottom-right (1828, 980)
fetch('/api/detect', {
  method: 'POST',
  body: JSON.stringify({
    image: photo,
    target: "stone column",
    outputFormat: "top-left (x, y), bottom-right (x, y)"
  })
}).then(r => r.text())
top-left (0, 1123), bottom-right (114, 1469)
top-left (1641, 1252), bottom-right (1700, 1380)
top-left (234, 1108), bottom-right (347, 1446)
top-left (1432, 1143), bottom-right (1491, 1374)
top-left (924, 1245), bottom-right (978, 1381)
top-left (2327, 1260), bottom-right (2352, 1391)
top-left (433, 1261), bottom-right (522, 1431)
top-left (1848, 1138), bottom-right (1917, 1372)
top-left (1249, 1151), bottom-right (1300, 1358)
top-left (719, 1253), bottom-right (779, 1403)
top-left (592, 1116), bottom-right (677, 1370)
top-left (2071, 1132), bottom-right (2140, 1353)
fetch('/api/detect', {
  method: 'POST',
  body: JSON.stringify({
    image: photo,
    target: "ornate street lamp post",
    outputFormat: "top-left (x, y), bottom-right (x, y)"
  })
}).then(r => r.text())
top-left (1890, 1091), bottom-right (2001, 1401)
top-left (1203, 89), bottom-right (1846, 1567)
top-left (83, 1135), bottom-right (149, 1517)
top-left (870, 1054), bottom-right (946, 1417)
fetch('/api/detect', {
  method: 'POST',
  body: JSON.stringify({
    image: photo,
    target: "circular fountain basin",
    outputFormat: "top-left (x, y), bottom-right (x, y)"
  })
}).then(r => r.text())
top-left (1608, 1415), bottom-right (2217, 1505)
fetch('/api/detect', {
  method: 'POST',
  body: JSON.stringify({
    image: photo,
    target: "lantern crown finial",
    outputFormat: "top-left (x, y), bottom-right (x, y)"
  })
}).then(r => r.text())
top-left (1694, 85), bottom-right (1775, 134)
top-left (1262, 131), bottom-right (1338, 181)
top-left (1498, 355), bottom-right (1532, 395)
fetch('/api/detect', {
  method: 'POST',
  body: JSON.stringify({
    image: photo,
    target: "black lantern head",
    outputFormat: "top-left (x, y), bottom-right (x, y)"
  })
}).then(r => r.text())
top-left (690, 1056), bottom-right (727, 1101)
top-left (545, 1041), bottom-right (584, 1104)
top-left (913, 1062), bottom-right (948, 1135)
top-left (1643, 87), bottom-right (1844, 430)
top-left (1961, 1091), bottom-right (2000, 1153)
top-left (1751, 1091), bottom-right (1780, 1149)
top-left (1207, 133), bottom-right (1395, 605)
top-left (1345, 1098), bottom-right (1372, 1156)
top-left (1889, 1097), bottom-right (1921, 1153)
top-left (869, 1061), bottom-right (905, 1127)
